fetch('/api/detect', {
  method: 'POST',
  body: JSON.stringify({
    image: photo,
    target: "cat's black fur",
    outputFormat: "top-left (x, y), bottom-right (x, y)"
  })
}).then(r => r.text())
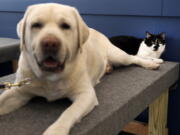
top-left (109, 36), bottom-right (142, 55)
top-left (109, 32), bottom-right (165, 55)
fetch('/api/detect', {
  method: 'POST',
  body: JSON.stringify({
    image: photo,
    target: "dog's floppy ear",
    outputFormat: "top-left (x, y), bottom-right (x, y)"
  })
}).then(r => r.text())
top-left (16, 6), bottom-right (34, 51)
top-left (16, 19), bottom-right (23, 38)
top-left (17, 18), bottom-right (25, 51)
top-left (72, 8), bottom-right (89, 50)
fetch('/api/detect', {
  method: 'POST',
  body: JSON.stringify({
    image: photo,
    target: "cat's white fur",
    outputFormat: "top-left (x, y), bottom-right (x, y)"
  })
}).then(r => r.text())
top-left (137, 41), bottom-right (165, 63)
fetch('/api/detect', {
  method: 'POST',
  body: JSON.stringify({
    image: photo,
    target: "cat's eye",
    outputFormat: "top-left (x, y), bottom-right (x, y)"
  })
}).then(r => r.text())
top-left (31, 22), bottom-right (43, 29)
top-left (60, 22), bottom-right (71, 30)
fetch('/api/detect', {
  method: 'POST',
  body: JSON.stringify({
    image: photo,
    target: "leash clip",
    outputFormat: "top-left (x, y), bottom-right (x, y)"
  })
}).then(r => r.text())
top-left (0, 78), bottom-right (31, 90)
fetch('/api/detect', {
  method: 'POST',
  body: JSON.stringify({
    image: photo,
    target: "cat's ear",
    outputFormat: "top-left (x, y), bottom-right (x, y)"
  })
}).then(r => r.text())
top-left (145, 31), bottom-right (152, 39)
top-left (160, 32), bottom-right (165, 40)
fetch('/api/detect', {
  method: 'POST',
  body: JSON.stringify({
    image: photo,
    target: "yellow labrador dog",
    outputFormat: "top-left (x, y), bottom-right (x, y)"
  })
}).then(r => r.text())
top-left (0, 3), bottom-right (162, 135)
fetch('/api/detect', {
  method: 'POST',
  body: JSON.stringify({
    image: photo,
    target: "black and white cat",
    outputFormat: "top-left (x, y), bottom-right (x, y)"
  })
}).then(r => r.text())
top-left (109, 32), bottom-right (166, 63)
top-left (105, 32), bottom-right (166, 73)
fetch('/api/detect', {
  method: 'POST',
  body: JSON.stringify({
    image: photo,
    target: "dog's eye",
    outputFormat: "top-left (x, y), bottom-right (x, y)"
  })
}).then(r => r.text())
top-left (31, 22), bottom-right (43, 29)
top-left (60, 23), bottom-right (71, 30)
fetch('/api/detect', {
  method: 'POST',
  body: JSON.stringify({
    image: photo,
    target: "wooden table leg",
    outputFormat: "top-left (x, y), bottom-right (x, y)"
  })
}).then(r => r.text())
top-left (12, 60), bottom-right (18, 72)
top-left (148, 90), bottom-right (169, 135)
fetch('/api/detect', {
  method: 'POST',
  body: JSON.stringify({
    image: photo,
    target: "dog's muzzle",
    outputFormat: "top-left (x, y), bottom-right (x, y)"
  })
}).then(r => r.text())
top-left (37, 35), bottom-right (65, 72)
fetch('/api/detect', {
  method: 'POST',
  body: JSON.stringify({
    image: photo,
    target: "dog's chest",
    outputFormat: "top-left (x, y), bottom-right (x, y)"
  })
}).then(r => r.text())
top-left (33, 82), bottom-right (69, 101)
top-left (44, 88), bottom-right (66, 101)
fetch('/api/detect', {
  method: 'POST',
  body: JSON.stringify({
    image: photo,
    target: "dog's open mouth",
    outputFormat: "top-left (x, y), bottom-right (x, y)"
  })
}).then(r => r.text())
top-left (39, 56), bottom-right (65, 72)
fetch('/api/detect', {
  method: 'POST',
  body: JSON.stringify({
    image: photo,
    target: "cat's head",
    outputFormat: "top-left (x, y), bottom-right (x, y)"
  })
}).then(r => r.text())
top-left (144, 31), bottom-right (166, 51)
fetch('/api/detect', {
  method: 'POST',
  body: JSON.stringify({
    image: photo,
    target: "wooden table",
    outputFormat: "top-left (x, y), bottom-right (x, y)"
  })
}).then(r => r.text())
top-left (0, 38), bottom-right (19, 63)
top-left (0, 62), bottom-right (179, 135)
top-left (0, 38), bottom-right (19, 72)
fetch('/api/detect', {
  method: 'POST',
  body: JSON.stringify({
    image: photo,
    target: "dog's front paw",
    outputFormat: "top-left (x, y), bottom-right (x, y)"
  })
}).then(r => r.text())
top-left (0, 110), bottom-right (8, 116)
top-left (0, 106), bottom-right (11, 116)
top-left (43, 124), bottom-right (69, 135)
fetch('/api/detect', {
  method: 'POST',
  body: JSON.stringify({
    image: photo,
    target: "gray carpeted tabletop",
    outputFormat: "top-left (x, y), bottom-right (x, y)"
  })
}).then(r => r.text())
top-left (0, 38), bottom-right (20, 62)
top-left (0, 62), bottom-right (179, 135)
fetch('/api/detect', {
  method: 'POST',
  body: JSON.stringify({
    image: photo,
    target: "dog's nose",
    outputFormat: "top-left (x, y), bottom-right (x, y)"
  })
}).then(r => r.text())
top-left (41, 35), bottom-right (61, 53)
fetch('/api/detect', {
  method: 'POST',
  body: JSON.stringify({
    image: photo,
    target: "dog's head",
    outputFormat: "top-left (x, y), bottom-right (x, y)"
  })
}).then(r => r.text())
top-left (17, 3), bottom-right (89, 75)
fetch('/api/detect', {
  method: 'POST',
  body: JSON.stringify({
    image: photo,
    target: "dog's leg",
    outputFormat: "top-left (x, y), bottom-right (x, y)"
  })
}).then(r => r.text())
top-left (105, 63), bottom-right (113, 74)
top-left (107, 44), bottom-right (160, 69)
top-left (0, 88), bottom-right (32, 115)
top-left (43, 87), bottom-right (98, 135)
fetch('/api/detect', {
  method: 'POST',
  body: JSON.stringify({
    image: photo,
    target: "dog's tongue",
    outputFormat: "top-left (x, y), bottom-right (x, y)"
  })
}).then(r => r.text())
top-left (43, 60), bottom-right (58, 68)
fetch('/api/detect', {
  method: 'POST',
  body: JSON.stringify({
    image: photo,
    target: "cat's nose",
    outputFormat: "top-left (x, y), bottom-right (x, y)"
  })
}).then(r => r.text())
top-left (154, 45), bottom-right (159, 51)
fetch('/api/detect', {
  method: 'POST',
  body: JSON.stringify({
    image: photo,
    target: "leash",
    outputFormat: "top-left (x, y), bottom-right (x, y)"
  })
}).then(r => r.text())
top-left (0, 78), bottom-right (31, 90)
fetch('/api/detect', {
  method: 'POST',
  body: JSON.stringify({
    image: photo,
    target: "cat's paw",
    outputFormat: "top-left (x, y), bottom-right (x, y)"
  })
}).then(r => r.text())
top-left (151, 58), bottom-right (164, 64)
top-left (142, 60), bottom-right (160, 70)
